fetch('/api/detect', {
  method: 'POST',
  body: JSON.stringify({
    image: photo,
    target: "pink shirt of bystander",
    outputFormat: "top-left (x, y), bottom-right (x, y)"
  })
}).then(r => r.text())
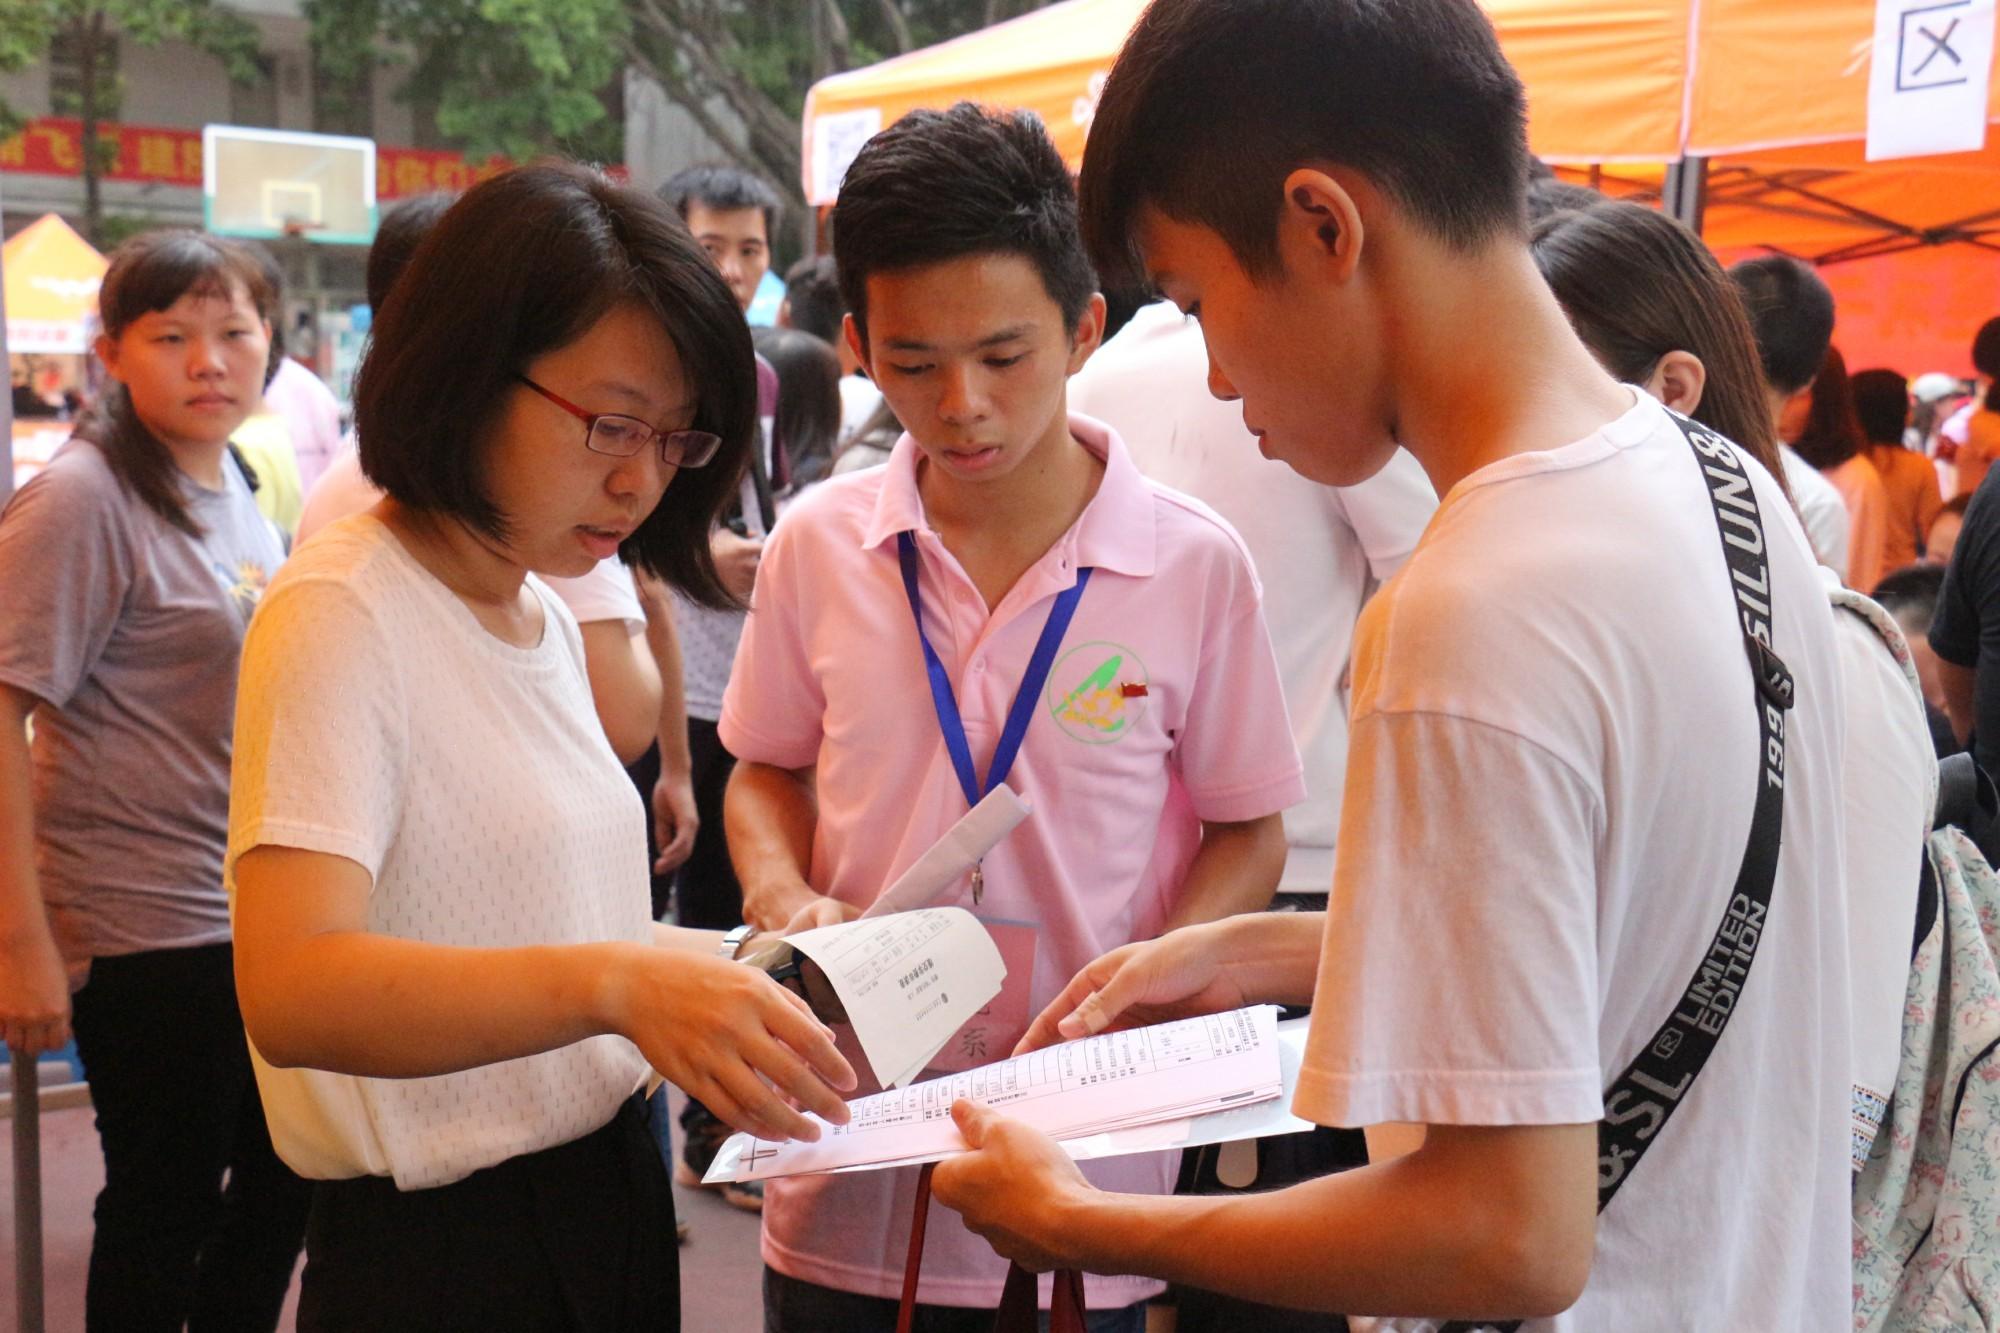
top-left (719, 415), bottom-right (1305, 1309)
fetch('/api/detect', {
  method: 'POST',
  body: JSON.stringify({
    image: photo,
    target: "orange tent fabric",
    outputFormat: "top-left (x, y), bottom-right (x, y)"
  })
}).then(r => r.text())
top-left (803, 0), bottom-right (2000, 374)
top-left (4, 213), bottom-right (107, 354)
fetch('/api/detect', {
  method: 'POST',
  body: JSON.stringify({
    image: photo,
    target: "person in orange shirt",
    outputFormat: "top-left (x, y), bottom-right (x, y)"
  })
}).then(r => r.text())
top-left (1790, 346), bottom-right (1890, 590)
top-left (1947, 318), bottom-right (2000, 499)
top-left (1853, 368), bottom-right (1945, 588)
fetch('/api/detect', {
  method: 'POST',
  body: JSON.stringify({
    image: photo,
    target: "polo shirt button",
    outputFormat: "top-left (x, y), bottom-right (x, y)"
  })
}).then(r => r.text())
top-left (973, 659), bottom-right (987, 673)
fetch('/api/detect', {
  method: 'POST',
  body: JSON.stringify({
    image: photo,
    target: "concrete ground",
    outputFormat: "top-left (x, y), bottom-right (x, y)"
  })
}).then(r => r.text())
top-left (2, 1089), bottom-right (766, 1332)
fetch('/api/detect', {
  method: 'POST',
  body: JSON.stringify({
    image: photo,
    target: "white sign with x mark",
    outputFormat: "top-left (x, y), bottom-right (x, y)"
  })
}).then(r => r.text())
top-left (1869, 0), bottom-right (1997, 160)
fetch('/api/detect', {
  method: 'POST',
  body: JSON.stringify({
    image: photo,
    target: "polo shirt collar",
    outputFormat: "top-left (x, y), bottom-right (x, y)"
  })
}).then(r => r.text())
top-left (859, 413), bottom-right (1157, 578)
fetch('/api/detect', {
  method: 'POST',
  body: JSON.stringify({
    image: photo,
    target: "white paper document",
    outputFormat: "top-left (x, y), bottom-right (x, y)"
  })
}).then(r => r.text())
top-left (784, 907), bottom-right (1006, 1090)
top-left (704, 1005), bottom-right (1289, 1184)
top-left (861, 786), bottom-right (1033, 919)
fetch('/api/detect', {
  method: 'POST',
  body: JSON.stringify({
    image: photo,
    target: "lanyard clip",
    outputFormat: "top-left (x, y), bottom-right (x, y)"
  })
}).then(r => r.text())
top-left (970, 862), bottom-right (984, 906)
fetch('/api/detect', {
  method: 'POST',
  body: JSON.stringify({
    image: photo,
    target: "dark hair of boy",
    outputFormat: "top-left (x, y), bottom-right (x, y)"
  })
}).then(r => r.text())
top-left (1728, 256), bottom-right (1836, 397)
top-left (1524, 169), bottom-right (1602, 225)
top-left (1077, 0), bottom-right (1531, 290)
top-left (782, 255), bottom-right (845, 345)
top-left (366, 192), bottom-right (456, 312)
top-left (1531, 201), bottom-right (1788, 499)
top-left (77, 230), bottom-right (273, 537)
top-left (832, 102), bottom-right (1098, 343)
top-left (1975, 316), bottom-right (2000, 412)
top-left (354, 161), bottom-right (756, 608)
top-left (660, 162), bottom-right (783, 240)
top-left (1871, 561), bottom-right (1944, 628)
top-left (1850, 368), bottom-right (1911, 447)
top-left (752, 325), bottom-right (842, 487)
top-left (1791, 346), bottom-right (1867, 471)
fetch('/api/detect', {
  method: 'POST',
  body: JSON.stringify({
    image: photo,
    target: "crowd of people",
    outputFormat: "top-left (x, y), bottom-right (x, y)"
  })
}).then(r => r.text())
top-left (3, 0), bottom-right (1999, 1329)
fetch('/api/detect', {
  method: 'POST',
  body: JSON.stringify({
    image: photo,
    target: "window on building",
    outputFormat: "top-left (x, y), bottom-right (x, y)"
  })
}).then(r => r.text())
top-left (230, 52), bottom-right (279, 129)
top-left (312, 51), bottom-right (373, 138)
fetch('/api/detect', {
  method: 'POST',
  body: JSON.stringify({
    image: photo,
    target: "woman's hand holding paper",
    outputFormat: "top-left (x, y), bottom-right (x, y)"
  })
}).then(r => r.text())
top-left (606, 948), bottom-right (857, 1143)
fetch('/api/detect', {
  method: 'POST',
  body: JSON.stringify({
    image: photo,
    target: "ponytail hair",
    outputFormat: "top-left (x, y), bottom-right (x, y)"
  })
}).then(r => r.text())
top-left (77, 230), bottom-right (272, 536)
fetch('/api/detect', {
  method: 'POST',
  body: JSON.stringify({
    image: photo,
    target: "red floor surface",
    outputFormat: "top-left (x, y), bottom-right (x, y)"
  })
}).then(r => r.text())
top-left (2, 1095), bottom-right (766, 1332)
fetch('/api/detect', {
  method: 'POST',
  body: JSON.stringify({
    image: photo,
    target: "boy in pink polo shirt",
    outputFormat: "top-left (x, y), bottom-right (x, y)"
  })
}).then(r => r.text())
top-left (718, 104), bottom-right (1304, 1328)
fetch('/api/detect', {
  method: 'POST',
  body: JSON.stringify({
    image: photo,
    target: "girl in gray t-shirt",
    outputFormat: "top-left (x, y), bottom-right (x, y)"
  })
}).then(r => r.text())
top-left (0, 229), bottom-right (307, 1329)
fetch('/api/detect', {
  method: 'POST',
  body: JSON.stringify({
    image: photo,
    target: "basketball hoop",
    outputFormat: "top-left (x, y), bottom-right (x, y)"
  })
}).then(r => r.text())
top-left (203, 125), bottom-right (377, 245)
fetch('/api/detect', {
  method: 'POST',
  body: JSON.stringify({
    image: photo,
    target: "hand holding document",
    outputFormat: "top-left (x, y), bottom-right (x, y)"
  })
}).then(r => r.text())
top-left (782, 907), bottom-right (1006, 1090)
top-left (704, 1005), bottom-right (1301, 1184)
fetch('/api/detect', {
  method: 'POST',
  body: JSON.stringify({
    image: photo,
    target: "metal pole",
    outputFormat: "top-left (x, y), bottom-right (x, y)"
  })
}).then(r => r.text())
top-left (13, 1048), bottom-right (45, 1333)
top-left (1664, 155), bottom-right (1710, 234)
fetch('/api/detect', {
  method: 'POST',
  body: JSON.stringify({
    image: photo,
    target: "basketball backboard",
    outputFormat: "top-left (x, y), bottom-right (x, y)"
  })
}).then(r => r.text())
top-left (203, 125), bottom-right (377, 244)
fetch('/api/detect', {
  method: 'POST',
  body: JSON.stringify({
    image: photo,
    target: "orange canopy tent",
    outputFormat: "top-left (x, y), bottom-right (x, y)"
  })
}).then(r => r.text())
top-left (4, 213), bottom-right (107, 355)
top-left (803, 0), bottom-right (2000, 376)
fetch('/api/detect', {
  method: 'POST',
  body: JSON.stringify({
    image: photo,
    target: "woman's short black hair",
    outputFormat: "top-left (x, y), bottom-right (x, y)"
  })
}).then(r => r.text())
top-left (752, 326), bottom-right (843, 488)
top-left (355, 161), bottom-right (755, 608)
top-left (832, 103), bottom-right (1097, 343)
top-left (1792, 346), bottom-right (1866, 472)
top-left (1078, 0), bottom-right (1532, 290)
top-left (1850, 368), bottom-right (1910, 446)
top-left (366, 192), bottom-right (456, 312)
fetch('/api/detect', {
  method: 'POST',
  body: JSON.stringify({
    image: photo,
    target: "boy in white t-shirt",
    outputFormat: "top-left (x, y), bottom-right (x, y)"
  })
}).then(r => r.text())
top-left (928, 3), bottom-right (1853, 1330)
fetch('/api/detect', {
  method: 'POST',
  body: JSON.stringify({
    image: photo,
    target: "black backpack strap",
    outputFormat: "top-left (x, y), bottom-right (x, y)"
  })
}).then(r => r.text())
top-left (1439, 413), bottom-right (1789, 1333)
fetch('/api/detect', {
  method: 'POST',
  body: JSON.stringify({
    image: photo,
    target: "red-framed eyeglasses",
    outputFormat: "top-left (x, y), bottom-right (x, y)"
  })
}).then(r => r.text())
top-left (512, 373), bottom-right (723, 469)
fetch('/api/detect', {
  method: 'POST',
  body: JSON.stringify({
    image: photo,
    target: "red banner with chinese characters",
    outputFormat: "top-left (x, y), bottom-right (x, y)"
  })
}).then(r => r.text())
top-left (0, 117), bottom-right (514, 200)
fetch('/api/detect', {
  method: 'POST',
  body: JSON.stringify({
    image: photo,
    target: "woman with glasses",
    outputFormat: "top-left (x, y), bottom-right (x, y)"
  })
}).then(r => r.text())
top-left (226, 162), bottom-right (855, 1331)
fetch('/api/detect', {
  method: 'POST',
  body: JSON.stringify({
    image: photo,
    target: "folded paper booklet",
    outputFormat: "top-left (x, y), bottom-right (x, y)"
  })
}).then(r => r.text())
top-left (704, 1005), bottom-right (1299, 1185)
top-left (783, 907), bottom-right (1007, 1090)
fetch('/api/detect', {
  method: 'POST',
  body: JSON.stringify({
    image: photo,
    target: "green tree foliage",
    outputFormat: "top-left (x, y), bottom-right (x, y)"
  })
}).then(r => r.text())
top-left (0, 0), bottom-right (264, 243)
top-left (307, 0), bottom-right (627, 165)
top-left (308, 0), bottom-right (1054, 222)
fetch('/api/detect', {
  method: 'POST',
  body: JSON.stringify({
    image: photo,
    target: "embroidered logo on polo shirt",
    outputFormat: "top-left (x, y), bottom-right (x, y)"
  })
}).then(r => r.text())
top-left (1046, 641), bottom-right (1149, 744)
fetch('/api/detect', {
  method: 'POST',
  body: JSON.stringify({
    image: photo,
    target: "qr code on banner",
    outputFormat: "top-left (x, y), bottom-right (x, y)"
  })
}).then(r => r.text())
top-left (813, 109), bottom-right (883, 202)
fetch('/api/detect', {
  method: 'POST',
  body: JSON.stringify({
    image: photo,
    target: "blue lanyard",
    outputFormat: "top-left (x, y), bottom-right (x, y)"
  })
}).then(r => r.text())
top-left (897, 530), bottom-right (1092, 810)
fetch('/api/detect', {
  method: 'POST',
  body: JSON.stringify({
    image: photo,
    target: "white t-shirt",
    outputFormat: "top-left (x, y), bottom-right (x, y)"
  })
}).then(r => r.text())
top-left (1071, 301), bottom-right (1436, 891)
top-left (1297, 392), bottom-right (1851, 1331)
top-left (1782, 443), bottom-right (1851, 577)
top-left (837, 374), bottom-right (884, 447)
top-left (226, 514), bottom-right (652, 1190)
top-left (541, 559), bottom-right (645, 636)
top-left (1826, 574), bottom-right (1936, 1168)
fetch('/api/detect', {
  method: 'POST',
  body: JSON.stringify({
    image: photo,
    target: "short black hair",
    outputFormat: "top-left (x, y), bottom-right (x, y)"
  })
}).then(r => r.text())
top-left (832, 102), bottom-right (1097, 342)
top-left (752, 326), bottom-right (843, 487)
top-left (1524, 173), bottom-right (1602, 224)
top-left (783, 254), bottom-right (845, 344)
top-left (355, 161), bottom-right (756, 609)
top-left (1078, 0), bottom-right (1532, 290)
top-left (1728, 256), bottom-right (1835, 397)
top-left (367, 192), bottom-right (455, 311)
top-left (660, 163), bottom-right (782, 241)
top-left (1850, 368), bottom-right (1910, 446)
top-left (1974, 317), bottom-right (2000, 411)
top-left (1870, 561), bottom-right (1943, 626)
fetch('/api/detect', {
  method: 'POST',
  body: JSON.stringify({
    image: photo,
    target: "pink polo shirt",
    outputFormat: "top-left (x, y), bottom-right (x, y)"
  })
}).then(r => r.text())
top-left (720, 415), bottom-right (1306, 1308)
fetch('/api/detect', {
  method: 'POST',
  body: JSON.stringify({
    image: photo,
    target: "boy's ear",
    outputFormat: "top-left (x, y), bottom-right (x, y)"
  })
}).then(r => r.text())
top-left (94, 332), bottom-right (120, 378)
top-left (1278, 168), bottom-right (1364, 283)
top-left (1065, 292), bottom-right (1109, 377)
top-left (842, 312), bottom-right (870, 376)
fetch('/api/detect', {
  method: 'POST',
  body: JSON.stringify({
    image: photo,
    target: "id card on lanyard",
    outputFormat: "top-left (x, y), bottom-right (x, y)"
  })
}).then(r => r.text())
top-left (897, 531), bottom-right (1090, 1066)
